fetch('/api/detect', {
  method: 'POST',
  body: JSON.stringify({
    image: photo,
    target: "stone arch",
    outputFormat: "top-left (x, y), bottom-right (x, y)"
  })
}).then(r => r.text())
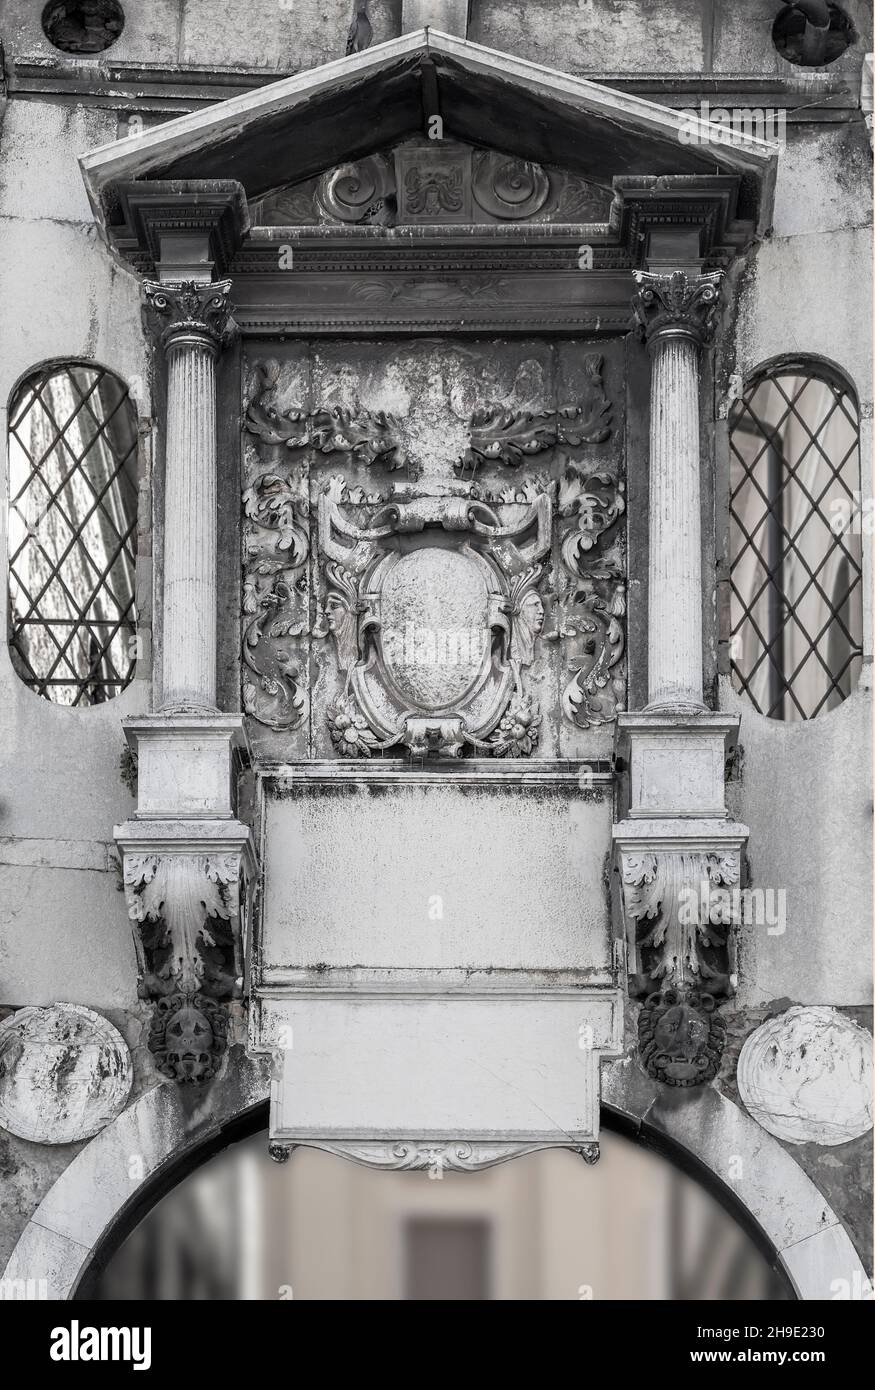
top-left (2, 1059), bottom-right (866, 1300)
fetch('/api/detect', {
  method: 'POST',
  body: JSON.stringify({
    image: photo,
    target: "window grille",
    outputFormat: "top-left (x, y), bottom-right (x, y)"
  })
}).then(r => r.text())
top-left (7, 362), bottom-right (138, 705)
top-left (728, 359), bottom-right (863, 721)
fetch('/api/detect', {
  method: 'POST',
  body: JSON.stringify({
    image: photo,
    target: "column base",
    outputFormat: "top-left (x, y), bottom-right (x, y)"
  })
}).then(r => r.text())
top-left (615, 709), bottom-right (739, 820)
top-left (121, 713), bottom-right (250, 819)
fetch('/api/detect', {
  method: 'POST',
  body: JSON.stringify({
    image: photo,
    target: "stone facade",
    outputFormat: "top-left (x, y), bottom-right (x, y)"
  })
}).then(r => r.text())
top-left (0, 0), bottom-right (872, 1298)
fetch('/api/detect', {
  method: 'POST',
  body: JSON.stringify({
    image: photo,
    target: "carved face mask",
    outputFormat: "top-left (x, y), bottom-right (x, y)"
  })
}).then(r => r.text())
top-left (651, 999), bottom-right (712, 1083)
top-left (165, 1004), bottom-right (215, 1083)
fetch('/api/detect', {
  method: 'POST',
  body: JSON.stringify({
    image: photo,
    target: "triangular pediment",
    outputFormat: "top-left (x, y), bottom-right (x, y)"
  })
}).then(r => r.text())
top-left (81, 28), bottom-right (777, 234)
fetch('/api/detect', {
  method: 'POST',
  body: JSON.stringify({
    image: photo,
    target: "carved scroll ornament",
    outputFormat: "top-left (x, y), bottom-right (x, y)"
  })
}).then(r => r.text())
top-left (471, 153), bottom-right (550, 220)
top-left (242, 470), bottom-right (309, 731)
top-left (268, 1139), bottom-right (599, 1170)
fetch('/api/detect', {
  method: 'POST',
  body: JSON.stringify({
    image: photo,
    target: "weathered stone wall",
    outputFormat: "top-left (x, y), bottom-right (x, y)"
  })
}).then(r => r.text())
top-left (0, 0), bottom-right (871, 1285)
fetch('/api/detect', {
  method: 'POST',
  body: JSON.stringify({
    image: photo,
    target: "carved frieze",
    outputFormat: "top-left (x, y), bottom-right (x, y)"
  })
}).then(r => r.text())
top-left (124, 854), bottom-right (244, 1084)
top-left (267, 1139), bottom-right (600, 1171)
top-left (252, 141), bottom-right (614, 232)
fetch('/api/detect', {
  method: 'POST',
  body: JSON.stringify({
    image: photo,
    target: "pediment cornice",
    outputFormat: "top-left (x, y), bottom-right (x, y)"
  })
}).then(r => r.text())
top-left (81, 28), bottom-right (777, 249)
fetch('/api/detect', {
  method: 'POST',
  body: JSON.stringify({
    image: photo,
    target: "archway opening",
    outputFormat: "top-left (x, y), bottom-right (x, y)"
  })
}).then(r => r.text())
top-left (76, 1107), bottom-right (793, 1301)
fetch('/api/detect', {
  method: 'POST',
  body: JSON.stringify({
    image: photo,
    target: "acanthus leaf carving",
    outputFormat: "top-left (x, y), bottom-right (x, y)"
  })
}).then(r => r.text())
top-left (456, 353), bottom-right (612, 476)
top-left (555, 573), bottom-right (627, 729)
top-left (125, 853), bottom-right (241, 998)
top-left (618, 849), bottom-right (741, 1088)
top-left (558, 469), bottom-right (626, 565)
top-left (245, 360), bottom-right (408, 470)
top-left (632, 270), bottom-right (724, 348)
top-left (143, 279), bottom-right (233, 349)
top-left (124, 853), bottom-right (245, 1086)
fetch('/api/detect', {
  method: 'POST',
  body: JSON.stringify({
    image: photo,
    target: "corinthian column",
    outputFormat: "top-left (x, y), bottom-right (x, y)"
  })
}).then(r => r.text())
top-left (632, 270), bottom-right (723, 710)
top-left (143, 280), bottom-right (232, 712)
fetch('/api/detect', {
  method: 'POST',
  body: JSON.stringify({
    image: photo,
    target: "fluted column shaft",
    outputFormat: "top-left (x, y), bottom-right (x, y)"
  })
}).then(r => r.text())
top-left (143, 280), bottom-right (232, 712)
top-left (633, 270), bottom-right (723, 710)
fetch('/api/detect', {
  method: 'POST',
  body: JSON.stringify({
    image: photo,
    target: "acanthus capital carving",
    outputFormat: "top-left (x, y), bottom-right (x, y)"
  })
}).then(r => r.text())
top-left (632, 269), bottom-right (724, 350)
top-left (143, 278), bottom-right (234, 352)
top-left (124, 852), bottom-right (245, 1084)
top-left (617, 847), bottom-right (741, 1087)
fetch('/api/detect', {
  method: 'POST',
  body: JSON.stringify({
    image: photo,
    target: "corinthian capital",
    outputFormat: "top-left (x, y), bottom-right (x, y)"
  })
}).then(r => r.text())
top-left (632, 269), bottom-right (723, 350)
top-left (143, 278), bottom-right (233, 352)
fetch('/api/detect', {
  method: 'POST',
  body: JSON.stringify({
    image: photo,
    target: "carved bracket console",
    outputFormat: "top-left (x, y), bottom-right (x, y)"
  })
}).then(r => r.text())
top-left (612, 712), bottom-right (748, 1088)
top-left (114, 716), bottom-right (256, 1085)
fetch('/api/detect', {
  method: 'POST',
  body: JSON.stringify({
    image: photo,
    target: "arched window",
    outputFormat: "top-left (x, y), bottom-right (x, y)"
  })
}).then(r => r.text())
top-left (728, 358), bottom-right (863, 721)
top-left (7, 362), bottom-right (138, 705)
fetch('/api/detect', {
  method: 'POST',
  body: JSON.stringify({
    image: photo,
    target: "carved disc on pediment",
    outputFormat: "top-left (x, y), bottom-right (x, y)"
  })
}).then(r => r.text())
top-left (471, 152), bottom-right (550, 220)
top-left (316, 155), bottom-right (395, 223)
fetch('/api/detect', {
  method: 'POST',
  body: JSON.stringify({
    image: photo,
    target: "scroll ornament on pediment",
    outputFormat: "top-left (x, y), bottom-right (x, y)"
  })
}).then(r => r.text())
top-left (315, 476), bottom-right (552, 758)
top-left (618, 850), bottom-right (742, 1087)
top-left (124, 854), bottom-right (244, 1085)
top-left (455, 353), bottom-right (612, 476)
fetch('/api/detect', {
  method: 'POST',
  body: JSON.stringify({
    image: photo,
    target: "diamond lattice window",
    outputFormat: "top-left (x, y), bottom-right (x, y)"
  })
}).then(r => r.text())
top-left (728, 359), bottom-right (863, 721)
top-left (7, 362), bottom-right (138, 705)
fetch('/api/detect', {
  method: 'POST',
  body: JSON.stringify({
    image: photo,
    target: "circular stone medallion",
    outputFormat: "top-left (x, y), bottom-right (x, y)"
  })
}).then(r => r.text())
top-left (0, 1004), bottom-right (132, 1144)
top-left (737, 1006), bottom-right (873, 1146)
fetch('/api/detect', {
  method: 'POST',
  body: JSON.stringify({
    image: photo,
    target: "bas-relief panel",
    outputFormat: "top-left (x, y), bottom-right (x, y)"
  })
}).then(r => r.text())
top-left (241, 338), bottom-right (627, 765)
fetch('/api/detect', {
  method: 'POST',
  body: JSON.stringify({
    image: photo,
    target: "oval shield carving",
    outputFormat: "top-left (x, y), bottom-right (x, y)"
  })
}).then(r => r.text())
top-left (379, 548), bottom-right (489, 710)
